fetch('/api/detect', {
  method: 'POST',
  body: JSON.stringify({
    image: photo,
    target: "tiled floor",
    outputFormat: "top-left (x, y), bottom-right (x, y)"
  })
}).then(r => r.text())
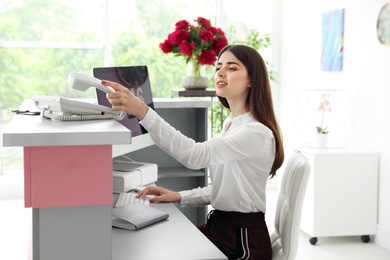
top-left (1, 172), bottom-right (390, 260)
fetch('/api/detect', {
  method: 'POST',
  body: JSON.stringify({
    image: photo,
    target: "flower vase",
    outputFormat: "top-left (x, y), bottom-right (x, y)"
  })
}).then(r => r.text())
top-left (182, 59), bottom-right (208, 90)
top-left (315, 133), bottom-right (329, 148)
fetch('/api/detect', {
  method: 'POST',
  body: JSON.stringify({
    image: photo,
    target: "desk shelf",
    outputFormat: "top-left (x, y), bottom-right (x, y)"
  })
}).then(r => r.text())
top-left (171, 88), bottom-right (216, 98)
top-left (159, 167), bottom-right (205, 178)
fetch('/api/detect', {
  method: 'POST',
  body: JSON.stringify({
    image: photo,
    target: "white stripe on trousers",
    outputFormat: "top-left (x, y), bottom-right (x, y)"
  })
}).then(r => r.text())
top-left (238, 227), bottom-right (250, 260)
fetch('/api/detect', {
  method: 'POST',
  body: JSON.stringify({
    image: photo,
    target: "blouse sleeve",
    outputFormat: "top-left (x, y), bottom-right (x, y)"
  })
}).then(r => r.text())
top-left (178, 185), bottom-right (212, 206)
top-left (140, 108), bottom-right (271, 170)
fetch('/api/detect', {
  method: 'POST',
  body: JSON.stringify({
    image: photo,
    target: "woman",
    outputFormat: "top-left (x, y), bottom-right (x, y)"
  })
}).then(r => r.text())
top-left (103, 44), bottom-right (284, 260)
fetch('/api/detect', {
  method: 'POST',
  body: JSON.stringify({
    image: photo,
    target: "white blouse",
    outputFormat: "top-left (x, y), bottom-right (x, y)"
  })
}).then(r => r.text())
top-left (140, 108), bottom-right (275, 213)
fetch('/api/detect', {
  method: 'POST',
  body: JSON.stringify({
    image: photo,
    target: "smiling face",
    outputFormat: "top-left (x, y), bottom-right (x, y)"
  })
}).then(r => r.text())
top-left (214, 50), bottom-right (251, 107)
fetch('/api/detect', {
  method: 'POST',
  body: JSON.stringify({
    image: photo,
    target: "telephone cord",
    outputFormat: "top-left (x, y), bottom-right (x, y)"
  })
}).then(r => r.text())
top-left (42, 110), bottom-right (119, 121)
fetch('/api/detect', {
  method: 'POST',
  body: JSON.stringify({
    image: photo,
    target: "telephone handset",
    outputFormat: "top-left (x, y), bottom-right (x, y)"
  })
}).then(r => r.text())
top-left (33, 72), bottom-right (126, 121)
top-left (68, 72), bottom-right (114, 94)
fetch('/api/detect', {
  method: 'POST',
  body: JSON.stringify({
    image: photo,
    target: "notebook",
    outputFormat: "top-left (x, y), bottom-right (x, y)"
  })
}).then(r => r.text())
top-left (112, 203), bottom-right (169, 230)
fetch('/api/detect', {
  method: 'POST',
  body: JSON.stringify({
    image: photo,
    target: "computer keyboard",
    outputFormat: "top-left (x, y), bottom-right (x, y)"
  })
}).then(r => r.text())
top-left (115, 191), bottom-right (150, 208)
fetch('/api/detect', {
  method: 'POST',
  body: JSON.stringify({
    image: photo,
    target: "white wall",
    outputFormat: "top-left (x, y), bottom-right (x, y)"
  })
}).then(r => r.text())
top-left (273, 0), bottom-right (390, 250)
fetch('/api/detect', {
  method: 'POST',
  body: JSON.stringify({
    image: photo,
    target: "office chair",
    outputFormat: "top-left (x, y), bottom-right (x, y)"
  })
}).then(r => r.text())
top-left (270, 150), bottom-right (311, 260)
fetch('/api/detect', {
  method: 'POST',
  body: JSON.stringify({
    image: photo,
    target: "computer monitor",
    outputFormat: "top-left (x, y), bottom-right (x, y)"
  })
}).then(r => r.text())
top-left (93, 66), bottom-right (155, 157)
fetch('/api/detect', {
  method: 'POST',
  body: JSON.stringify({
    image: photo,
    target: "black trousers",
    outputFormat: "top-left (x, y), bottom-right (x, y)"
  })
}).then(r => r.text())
top-left (198, 210), bottom-right (272, 260)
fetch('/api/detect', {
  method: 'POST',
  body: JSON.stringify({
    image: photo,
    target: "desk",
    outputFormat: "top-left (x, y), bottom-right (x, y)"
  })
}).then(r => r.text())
top-left (113, 203), bottom-right (227, 259)
top-left (3, 99), bottom-right (226, 259)
top-left (3, 100), bottom-right (131, 260)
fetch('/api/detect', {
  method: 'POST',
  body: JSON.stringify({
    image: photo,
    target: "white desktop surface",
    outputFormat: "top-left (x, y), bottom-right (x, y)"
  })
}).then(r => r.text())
top-left (113, 203), bottom-right (227, 260)
top-left (3, 99), bottom-right (131, 147)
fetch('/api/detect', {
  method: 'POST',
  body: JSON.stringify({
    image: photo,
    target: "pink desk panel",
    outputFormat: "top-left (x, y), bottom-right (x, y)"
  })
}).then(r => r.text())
top-left (24, 145), bottom-right (112, 208)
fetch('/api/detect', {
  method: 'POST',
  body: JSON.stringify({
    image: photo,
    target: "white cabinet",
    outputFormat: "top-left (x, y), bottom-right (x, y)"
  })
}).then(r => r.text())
top-left (299, 148), bottom-right (379, 245)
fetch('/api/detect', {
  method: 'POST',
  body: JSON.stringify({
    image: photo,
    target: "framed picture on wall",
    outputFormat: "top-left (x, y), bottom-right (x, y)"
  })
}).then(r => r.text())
top-left (321, 9), bottom-right (345, 72)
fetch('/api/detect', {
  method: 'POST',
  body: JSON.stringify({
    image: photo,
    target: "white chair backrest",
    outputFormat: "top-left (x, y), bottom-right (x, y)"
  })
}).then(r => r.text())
top-left (270, 150), bottom-right (311, 260)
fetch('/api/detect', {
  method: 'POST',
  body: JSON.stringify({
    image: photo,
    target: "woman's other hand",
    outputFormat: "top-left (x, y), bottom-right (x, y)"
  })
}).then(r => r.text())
top-left (137, 186), bottom-right (182, 204)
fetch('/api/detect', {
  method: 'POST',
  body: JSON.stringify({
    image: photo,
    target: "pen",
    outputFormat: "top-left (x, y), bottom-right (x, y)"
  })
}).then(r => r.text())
top-left (6, 109), bottom-right (40, 115)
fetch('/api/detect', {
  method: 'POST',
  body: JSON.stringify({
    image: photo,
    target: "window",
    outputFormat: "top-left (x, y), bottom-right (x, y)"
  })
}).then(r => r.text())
top-left (0, 0), bottom-right (273, 173)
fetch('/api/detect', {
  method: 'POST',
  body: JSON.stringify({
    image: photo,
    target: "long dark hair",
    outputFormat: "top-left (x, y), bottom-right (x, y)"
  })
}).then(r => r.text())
top-left (217, 44), bottom-right (284, 178)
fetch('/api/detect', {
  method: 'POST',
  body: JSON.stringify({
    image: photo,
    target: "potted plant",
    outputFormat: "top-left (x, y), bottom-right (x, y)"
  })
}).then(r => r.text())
top-left (316, 92), bottom-right (331, 147)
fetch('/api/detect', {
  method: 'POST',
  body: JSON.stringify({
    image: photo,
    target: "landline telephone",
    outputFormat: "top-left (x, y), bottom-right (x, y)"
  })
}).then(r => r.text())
top-left (33, 72), bottom-right (126, 121)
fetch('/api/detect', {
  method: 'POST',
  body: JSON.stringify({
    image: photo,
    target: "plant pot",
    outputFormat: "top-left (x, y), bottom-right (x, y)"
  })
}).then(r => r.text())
top-left (182, 76), bottom-right (208, 90)
top-left (315, 133), bottom-right (329, 148)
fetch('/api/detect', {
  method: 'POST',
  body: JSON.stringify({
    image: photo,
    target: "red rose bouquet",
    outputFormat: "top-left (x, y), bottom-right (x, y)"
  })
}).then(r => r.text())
top-left (159, 17), bottom-right (228, 77)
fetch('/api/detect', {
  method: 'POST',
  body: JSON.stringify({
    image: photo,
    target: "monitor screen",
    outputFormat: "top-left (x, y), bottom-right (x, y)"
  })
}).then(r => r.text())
top-left (93, 66), bottom-right (154, 136)
top-left (93, 66), bottom-right (155, 156)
